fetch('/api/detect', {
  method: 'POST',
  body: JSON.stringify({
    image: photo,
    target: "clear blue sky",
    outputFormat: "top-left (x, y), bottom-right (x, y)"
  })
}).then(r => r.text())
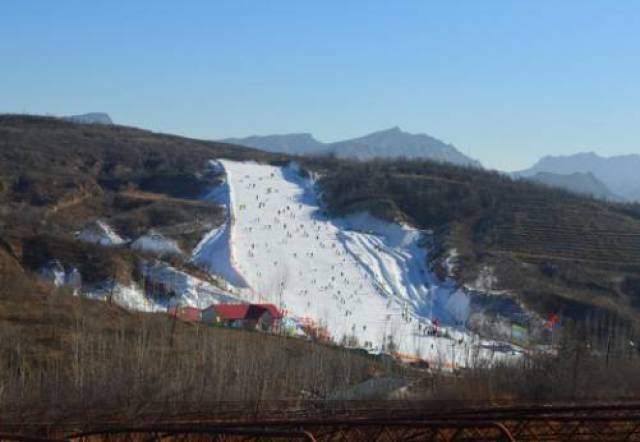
top-left (1, 1), bottom-right (639, 170)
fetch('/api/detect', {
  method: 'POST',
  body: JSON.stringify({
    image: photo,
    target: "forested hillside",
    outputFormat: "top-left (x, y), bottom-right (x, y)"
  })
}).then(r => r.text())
top-left (306, 157), bottom-right (640, 327)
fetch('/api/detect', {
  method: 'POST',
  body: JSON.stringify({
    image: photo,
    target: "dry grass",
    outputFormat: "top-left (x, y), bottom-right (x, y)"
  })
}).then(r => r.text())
top-left (0, 287), bottom-right (396, 418)
top-left (1, 285), bottom-right (639, 424)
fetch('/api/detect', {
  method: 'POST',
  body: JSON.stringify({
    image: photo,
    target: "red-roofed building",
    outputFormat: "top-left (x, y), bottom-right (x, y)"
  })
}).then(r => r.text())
top-left (211, 304), bottom-right (251, 321)
top-left (254, 304), bottom-right (284, 320)
top-left (168, 306), bottom-right (201, 322)
top-left (202, 303), bottom-right (283, 332)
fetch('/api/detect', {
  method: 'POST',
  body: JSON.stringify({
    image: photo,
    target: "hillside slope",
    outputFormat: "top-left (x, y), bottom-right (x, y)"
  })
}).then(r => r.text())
top-left (307, 157), bottom-right (640, 330)
top-left (0, 114), bottom-right (284, 308)
top-left (2, 115), bottom-right (640, 346)
top-left (0, 116), bottom-right (515, 368)
top-left (0, 288), bottom-right (392, 415)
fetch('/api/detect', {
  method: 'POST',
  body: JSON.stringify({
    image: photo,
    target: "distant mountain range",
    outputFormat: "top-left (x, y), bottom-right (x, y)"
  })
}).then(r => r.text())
top-left (221, 133), bottom-right (323, 155)
top-left (63, 112), bottom-right (113, 125)
top-left (222, 127), bottom-right (482, 168)
top-left (527, 171), bottom-right (622, 201)
top-left (516, 152), bottom-right (640, 202)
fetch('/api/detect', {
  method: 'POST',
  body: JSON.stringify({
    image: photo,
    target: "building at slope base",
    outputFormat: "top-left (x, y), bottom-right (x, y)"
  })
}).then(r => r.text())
top-left (202, 303), bottom-right (283, 332)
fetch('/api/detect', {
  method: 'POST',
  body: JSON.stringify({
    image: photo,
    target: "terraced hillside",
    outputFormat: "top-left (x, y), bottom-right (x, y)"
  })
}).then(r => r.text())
top-left (309, 158), bottom-right (640, 326)
top-left (489, 197), bottom-right (640, 265)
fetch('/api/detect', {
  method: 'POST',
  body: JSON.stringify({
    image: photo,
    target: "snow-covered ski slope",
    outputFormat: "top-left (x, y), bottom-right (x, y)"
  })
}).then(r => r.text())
top-left (193, 159), bottom-right (514, 366)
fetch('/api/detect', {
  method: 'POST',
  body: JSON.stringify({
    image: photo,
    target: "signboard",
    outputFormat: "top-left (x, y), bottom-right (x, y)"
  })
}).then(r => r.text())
top-left (511, 323), bottom-right (529, 346)
top-left (547, 313), bottom-right (560, 329)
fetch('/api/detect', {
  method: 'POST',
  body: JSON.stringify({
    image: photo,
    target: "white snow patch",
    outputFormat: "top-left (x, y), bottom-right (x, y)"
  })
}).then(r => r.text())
top-left (83, 283), bottom-right (164, 312)
top-left (139, 260), bottom-right (241, 308)
top-left (131, 231), bottom-right (182, 255)
top-left (206, 159), bottom-right (225, 176)
top-left (77, 220), bottom-right (125, 246)
top-left (38, 260), bottom-right (66, 287)
top-left (191, 164), bottom-right (252, 288)
top-left (443, 249), bottom-right (459, 277)
top-left (465, 265), bottom-right (509, 296)
top-left (79, 263), bottom-right (240, 313)
top-left (38, 260), bottom-right (82, 293)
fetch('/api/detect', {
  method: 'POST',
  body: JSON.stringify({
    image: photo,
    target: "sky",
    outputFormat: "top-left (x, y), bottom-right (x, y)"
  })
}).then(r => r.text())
top-left (1, 1), bottom-right (639, 171)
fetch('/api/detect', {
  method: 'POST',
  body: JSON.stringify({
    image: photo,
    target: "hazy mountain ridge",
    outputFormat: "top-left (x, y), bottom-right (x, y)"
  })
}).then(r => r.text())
top-left (325, 127), bottom-right (482, 167)
top-left (527, 171), bottom-right (622, 201)
top-left (221, 133), bottom-right (323, 155)
top-left (222, 127), bottom-right (481, 168)
top-left (518, 152), bottom-right (640, 202)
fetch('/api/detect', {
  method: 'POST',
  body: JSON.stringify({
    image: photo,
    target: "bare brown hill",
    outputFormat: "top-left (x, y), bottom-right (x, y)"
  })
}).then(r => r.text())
top-left (0, 114), bottom-right (284, 284)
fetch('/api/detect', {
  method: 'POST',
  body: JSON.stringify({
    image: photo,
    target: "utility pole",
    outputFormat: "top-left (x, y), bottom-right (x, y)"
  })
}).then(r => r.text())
top-left (108, 275), bottom-right (115, 305)
top-left (169, 307), bottom-right (177, 348)
top-left (451, 342), bottom-right (456, 371)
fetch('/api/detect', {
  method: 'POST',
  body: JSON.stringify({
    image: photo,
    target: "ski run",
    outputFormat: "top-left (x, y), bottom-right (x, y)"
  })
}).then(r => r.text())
top-left (191, 159), bottom-right (518, 367)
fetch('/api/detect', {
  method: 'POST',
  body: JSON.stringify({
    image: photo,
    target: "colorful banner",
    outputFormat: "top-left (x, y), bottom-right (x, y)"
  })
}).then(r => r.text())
top-left (511, 323), bottom-right (529, 345)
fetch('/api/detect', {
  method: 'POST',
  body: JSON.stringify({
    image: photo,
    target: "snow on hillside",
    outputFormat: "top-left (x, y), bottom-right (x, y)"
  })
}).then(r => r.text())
top-left (83, 283), bottom-right (163, 312)
top-left (38, 260), bottom-right (82, 292)
top-left (77, 220), bottom-right (125, 246)
top-left (139, 260), bottom-right (240, 308)
top-left (193, 159), bottom-right (517, 367)
top-left (131, 231), bottom-right (182, 255)
top-left (191, 167), bottom-right (250, 288)
top-left (82, 261), bottom-right (241, 313)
